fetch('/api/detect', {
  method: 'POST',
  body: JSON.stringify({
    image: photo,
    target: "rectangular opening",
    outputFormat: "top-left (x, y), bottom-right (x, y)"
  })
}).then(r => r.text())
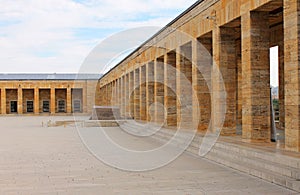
top-left (55, 89), bottom-right (67, 113)
top-left (43, 100), bottom-right (50, 113)
top-left (10, 101), bottom-right (17, 113)
top-left (26, 100), bottom-right (34, 113)
top-left (73, 99), bottom-right (81, 113)
top-left (71, 88), bottom-right (83, 113)
top-left (22, 89), bottom-right (34, 113)
top-left (58, 99), bottom-right (66, 113)
top-left (6, 89), bottom-right (18, 114)
top-left (39, 89), bottom-right (50, 113)
top-left (270, 46), bottom-right (279, 93)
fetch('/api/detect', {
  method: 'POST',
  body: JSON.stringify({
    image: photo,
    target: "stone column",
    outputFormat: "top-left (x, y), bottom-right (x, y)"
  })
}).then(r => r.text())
top-left (140, 66), bottom-right (147, 121)
top-left (176, 43), bottom-right (193, 129)
top-left (176, 47), bottom-right (182, 127)
top-left (215, 27), bottom-right (237, 135)
top-left (114, 80), bottom-right (117, 107)
top-left (134, 69), bottom-right (140, 120)
top-left (236, 39), bottom-right (242, 135)
top-left (115, 80), bottom-right (119, 107)
top-left (154, 57), bottom-right (165, 124)
top-left (50, 88), bottom-right (56, 114)
top-left (278, 42), bottom-right (285, 129)
top-left (129, 72), bottom-right (135, 118)
top-left (111, 81), bottom-right (115, 106)
top-left (34, 88), bottom-right (39, 114)
top-left (17, 87), bottom-right (23, 114)
top-left (118, 78), bottom-right (121, 115)
top-left (241, 11), bottom-right (270, 141)
top-left (121, 76), bottom-right (126, 117)
top-left (1, 88), bottom-right (6, 114)
top-left (165, 51), bottom-right (177, 127)
top-left (146, 62), bottom-right (155, 122)
top-left (283, 0), bottom-right (300, 151)
top-left (125, 74), bottom-right (130, 118)
top-left (67, 87), bottom-right (72, 113)
top-left (83, 83), bottom-right (88, 113)
top-left (107, 83), bottom-right (112, 106)
top-left (193, 37), bottom-right (212, 132)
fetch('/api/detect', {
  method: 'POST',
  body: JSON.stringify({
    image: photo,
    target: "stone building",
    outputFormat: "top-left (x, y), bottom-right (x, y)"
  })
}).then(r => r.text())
top-left (97, 0), bottom-right (300, 152)
top-left (0, 74), bottom-right (100, 115)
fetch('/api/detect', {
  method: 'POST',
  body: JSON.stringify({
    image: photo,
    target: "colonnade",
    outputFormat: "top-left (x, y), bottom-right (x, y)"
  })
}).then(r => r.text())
top-left (98, 0), bottom-right (300, 152)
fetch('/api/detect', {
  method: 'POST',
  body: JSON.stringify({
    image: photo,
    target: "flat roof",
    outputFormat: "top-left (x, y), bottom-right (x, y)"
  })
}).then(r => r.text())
top-left (0, 73), bottom-right (102, 81)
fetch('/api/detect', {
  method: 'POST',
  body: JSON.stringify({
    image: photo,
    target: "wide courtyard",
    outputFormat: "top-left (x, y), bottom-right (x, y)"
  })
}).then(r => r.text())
top-left (0, 116), bottom-right (296, 194)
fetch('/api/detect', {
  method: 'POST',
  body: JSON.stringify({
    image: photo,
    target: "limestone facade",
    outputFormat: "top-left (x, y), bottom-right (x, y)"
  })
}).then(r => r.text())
top-left (0, 74), bottom-right (100, 115)
top-left (97, 0), bottom-right (300, 152)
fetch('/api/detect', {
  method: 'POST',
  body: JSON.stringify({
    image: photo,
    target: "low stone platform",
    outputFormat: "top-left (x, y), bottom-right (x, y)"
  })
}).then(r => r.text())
top-left (91, 106), bottom-right (122, 120)
top-left (47, 120), bottom-right (125, 127)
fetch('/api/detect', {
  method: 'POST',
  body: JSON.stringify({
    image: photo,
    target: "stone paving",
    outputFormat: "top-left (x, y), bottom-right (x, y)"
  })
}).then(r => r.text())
top-left (0, 116), bottom-right (296, 194)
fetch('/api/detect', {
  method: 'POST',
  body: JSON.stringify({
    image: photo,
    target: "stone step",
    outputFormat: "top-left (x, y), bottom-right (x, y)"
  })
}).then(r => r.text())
top-left (154, 130), bottom-right (300, 180)
top-left (212, 141), bottom-right (300, 170)
top-left (209, 145), bottom-right (300, 180)
top-left (149, 126), bottom-right (300, 171)
top-left (205, 149), bottom-right (300, 192)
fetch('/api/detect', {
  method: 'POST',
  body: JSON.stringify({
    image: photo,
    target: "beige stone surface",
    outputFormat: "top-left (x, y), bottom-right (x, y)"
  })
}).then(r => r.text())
top-left (0, 116), bottom-right (296, 194)
top-left (0, 80), bottom-right (98, 115)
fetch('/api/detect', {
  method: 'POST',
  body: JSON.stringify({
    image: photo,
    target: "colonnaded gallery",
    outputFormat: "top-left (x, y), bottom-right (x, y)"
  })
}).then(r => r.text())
top-left (0, 74), bottom-right (100, 115)
top-left (98, 0), bottom-right (300, 152)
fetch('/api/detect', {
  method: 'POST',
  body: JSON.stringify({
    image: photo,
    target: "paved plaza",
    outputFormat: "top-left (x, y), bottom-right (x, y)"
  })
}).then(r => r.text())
top-left (0, 116), bottom-right (296, 194)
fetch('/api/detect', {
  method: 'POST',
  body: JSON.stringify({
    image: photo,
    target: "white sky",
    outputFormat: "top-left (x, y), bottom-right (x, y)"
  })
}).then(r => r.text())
top-left (0, 0), bottom-right (196, 73)
top-left (270, 46), bottom-right (279, 87)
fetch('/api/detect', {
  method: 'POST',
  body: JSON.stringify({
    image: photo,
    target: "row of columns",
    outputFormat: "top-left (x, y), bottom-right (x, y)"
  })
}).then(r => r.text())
top-left (99, 2), bottom-right (300, 151)
top-left (0, 87), bottom-right (84, 114)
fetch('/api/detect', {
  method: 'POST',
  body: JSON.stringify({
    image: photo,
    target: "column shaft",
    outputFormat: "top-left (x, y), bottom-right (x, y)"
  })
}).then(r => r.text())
top-left (125, 74), bottom-right (130, 118)
top-left (67, 88), bottom-right (72, 113)
top-left (17, 88), bottom-right (23, 114)
top-left (278, 43), bottom-right (285, 129)
top-left (283, 0), bottom-right (300, 151)
top-left (1, 88), bottom-right (6, 114)
top-left (83, 83), bottom-right (88, 113)
top-left (176, 43), bottom-right (193, 129)
top-left (34, 88), bottom-right (39, 114)
top-left (154, 58), bottom-right (165, 124)
top-left (50, 88), bottom-right (56, 114)
top-left (218, 27), bottom-right (237, 135)
top-left (134, 69), bottom-right (140, 120)
top-left (165, 52), bottom-right (177, 127)
top-left (146, 62), bottom-right (155, 122)
top-left (241, 11), bottom-right (271, 141)
top-left (140, 66), bottom-right (147, 121)
top-left (129, 72), bottom-right (134, 118)
top-left (194, 37), bottom-right (212, 132)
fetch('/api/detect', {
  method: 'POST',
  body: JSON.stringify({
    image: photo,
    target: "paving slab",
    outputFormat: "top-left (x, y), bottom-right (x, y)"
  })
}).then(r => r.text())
top-left (0, 116), bottom-right (296, 194)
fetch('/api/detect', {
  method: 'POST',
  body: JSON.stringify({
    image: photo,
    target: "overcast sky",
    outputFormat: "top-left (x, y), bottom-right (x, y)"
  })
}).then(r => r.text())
top-left (0, 0), bottom-right (278, 86)
top-left (0, 0), bottom-right (196, 73)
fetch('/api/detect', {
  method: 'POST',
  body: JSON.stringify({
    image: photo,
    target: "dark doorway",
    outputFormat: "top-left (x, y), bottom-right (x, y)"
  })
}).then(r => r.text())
top-left (58, 100), bottom-right (66, 113)
top-left (10, 101), bottom-right (17, 113)
top-left (26, 101), bottom-right (34, 113)
top-left (43, 100), bottom-right (50, 113)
